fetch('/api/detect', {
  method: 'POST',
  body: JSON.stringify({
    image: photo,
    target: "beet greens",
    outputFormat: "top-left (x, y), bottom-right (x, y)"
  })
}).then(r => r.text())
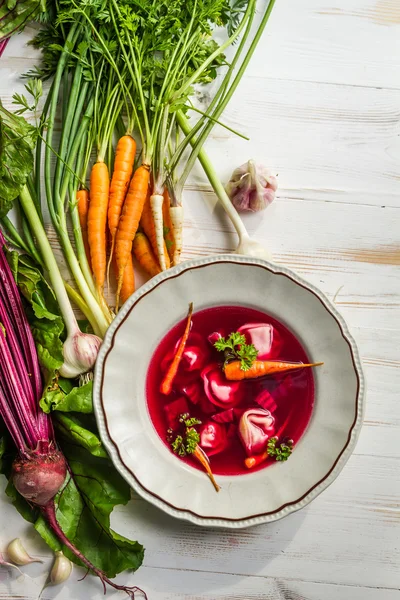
top-left (0, 231), bottom-right (145, 598)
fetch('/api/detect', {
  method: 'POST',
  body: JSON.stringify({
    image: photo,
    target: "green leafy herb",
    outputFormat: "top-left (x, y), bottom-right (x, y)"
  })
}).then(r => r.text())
top-left (40, 379), bottom-right (94, 414)
top-left (214, 331), bottom-right (258, 371)
top-left (6, 251), bottom-right (65, 381)
top-left (168, 413), bottom-right (201, 457)
top-left (267, 436), bottom-right (293, 462)
top-left (0, 432), bottom-right (144, 576)
top-left (0, 0), bottom-right (45, 44)
top-left (0, 254), bottom-right (144, 577)
top-left (0, 103), bottom-right (37, 218)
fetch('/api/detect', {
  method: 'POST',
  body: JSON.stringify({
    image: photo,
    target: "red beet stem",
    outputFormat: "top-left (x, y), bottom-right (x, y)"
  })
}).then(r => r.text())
top-left (0, 232), bottom-right (42, 403)
top-left (42, 503), bottom-right (147, 599)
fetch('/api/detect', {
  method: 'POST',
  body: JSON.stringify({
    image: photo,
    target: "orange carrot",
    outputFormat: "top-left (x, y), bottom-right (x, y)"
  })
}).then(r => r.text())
top-left (107, 135), bottom-right (136, 265)
top-left (162, 189), bottom-right (176, 262)
top-left (224, 360), bottom-right (324, 381)
top-left (140, 191), bottom-right (171, 270)
top-left (132, 232), bottom-right (161, 278)
top-left (77, 189), bottom-right (91, 266)
top-left (119, 252), bottom-right (135, 305)
top-left (115, 164), bottom-right (150, 310)
top-left (160, 302), bottom-right (193, 395)
top-left (88, 161), bottom-right (110, 293)
top-left (245, 451), bottom-right (269, 469)
top-left (193, 445), bottom-right (220, 492)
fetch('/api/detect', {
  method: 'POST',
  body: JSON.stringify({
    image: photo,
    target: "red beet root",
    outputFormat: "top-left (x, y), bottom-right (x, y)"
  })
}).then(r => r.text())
top-left (12, 448), bottom-right (67, 506)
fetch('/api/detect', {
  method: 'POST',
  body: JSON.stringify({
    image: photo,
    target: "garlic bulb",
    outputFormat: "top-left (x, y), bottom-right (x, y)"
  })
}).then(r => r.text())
top-left (6, 538), bottom-right (43, 566)
top-left (226, 160), bottom-right (277, 212)
top-left (50, 551), bottom-right (72, 585)
top-left (59, 331), bottom-right (102, 378)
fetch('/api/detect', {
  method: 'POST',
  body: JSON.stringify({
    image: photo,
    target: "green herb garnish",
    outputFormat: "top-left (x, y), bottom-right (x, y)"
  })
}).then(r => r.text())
top-left (214, 331), bottom-right (258, 371)
top-left (267, 436), bottom-right (293, 462)
top-left (167, 413), bottom-right (201, 457)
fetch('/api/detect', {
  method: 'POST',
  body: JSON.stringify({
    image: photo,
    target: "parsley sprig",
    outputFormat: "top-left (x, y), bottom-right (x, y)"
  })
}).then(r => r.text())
top-left (267, 437), bottom-right (293, 462)
top-left (167, 413), bottom-right (201, 457)
top-left (214, 331), bottom-right (258, 371)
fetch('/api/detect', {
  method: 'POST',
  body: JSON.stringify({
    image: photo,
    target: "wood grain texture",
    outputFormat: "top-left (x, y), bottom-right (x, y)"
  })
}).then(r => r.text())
top-left (1, 1), bottom-right (400, 599)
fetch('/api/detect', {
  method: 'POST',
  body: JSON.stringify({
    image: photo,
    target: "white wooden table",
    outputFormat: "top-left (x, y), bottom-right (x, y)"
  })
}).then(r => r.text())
top-left (1, 1), bottom-right (400, 598)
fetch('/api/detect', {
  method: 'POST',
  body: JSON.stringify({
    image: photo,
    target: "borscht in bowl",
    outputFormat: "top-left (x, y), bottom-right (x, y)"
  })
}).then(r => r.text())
top-left (146, 304), bottom-right (322, 491)
top-left (95, 254), bottom-right (364, 526)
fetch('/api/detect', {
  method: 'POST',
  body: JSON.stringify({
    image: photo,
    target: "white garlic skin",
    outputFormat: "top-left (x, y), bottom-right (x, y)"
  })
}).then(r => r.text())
top-left (6, 538), bottom-right (43, 566)
top-left (50, 551), bottom-right (72, 585)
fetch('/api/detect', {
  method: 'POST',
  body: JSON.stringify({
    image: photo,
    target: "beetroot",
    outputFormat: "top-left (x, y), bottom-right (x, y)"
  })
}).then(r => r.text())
top-left (0, 234), bottom-right (145, 599)
top-left (180, 380), bottom-right (203, 405)
top-left (164, 397), bottom-right (190, 428)
top-left (254, 390), bottom-right (278, 413)
top-left (13, 449), bottom-right (67, 506)
top-left (201, 363), bottom-right (244, 408)
top-left (238, 408), bottom-right (275, 456)
top-left (200, 422), bottom-right (229, 456)
top-left (238, 322), bottom-right (282, 360)
top-left (212, 408), bottom-right (235, 423)
top-left (198, 394), bottom-right (217, 415)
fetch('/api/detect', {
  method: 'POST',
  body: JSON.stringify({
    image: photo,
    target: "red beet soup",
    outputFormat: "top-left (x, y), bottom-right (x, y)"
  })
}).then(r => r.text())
top-left (146, 306), bottom-right (315, 476)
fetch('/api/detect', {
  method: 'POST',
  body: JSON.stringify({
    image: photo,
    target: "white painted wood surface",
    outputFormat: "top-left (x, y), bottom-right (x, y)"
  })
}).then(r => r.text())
top-left (1, 0), bottom-right (400, 598)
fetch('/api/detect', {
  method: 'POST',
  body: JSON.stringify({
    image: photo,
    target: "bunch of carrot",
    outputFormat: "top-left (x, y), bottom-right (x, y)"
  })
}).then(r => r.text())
top-left (77, 134), bottom-right (179, 310)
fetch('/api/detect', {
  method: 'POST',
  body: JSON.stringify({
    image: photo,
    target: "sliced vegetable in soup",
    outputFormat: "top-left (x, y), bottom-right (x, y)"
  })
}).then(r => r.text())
top-left (146, 305), bottom-right (323, 491)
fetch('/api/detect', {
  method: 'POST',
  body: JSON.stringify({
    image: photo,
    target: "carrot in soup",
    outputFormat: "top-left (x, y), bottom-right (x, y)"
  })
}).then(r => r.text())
top-left (193, 444), bottom-right (220, 492)
top-left (160, 302), bottom-right (193, 395)
top-left (224, 360), bottom-right (323, 381)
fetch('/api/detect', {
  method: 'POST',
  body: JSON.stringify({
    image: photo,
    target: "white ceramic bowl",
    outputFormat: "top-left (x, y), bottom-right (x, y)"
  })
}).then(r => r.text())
top-left (93, 255), bottom-right (365, 528)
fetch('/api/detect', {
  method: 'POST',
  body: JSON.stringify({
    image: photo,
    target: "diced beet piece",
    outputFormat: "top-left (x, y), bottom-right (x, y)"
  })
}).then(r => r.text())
top-left (164, 397), bottom-right (189, 429)
top-left (180, 380), bottom-right (203, 405)
top-left (199, 422), bottom-right (229, 456)
top-left (227, 423), bottom-right (237, 439)
top-left (254, 390), bottom-right (278, 413)
top-left (198, 395), bottom-right (217, 415)
top-left (212, 408), bottom-right (235, 423)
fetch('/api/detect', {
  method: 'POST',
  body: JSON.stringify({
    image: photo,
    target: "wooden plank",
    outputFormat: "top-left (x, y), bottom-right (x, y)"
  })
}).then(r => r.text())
top-left (6, 0), bottom-right (400, 91)
top-left (106, 453), bottom-right (400, 590)
top-left (240, 0), bottom-right (400, 89)
top-left (4, 38), bottom-right (400, 201)
top-left (2, 565), bottom-right (400, 599)
top-left (189, 77), bottom-right (400, 199)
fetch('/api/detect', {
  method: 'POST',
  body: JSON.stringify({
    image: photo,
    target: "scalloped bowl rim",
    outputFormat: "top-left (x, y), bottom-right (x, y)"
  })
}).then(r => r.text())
top-left (93, 254), bottom-right (365, 528)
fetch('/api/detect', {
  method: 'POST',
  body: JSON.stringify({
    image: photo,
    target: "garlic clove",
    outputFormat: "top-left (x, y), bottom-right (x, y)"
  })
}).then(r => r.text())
top-left (0, 550), bottom-right (24, 575)
top-left (50, 551), bottom-right (72, 585)
top-left (6, 538), bottom-right (43, 566)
